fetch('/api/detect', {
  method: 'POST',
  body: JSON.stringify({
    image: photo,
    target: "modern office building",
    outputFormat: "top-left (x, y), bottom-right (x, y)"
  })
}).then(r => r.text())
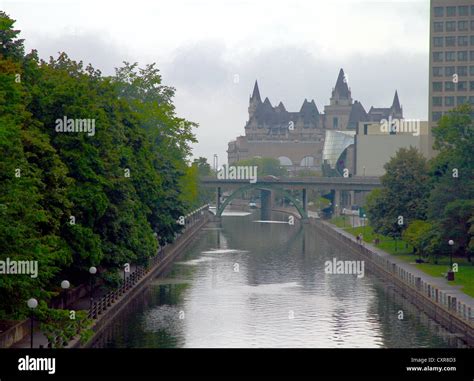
top-left (429, 0), bottom-right (474, 156)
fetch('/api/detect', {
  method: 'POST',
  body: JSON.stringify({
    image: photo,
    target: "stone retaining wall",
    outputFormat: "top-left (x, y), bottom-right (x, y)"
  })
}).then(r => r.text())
top-left (312, 219), bottom-right (474, 347)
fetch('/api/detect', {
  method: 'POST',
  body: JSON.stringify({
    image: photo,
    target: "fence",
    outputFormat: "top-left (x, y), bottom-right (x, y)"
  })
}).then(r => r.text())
top-left (312, 219), bottom-right (474, 345)
top-left (88, 204), bottom-right (210, 320)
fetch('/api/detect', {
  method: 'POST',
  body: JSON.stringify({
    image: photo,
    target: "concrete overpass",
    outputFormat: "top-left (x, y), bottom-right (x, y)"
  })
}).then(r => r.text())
top-left (201, 176), bottom-right (382, 219)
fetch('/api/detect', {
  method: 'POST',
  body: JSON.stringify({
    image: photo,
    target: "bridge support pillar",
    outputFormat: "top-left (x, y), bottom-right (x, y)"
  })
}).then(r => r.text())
top-left (260, 189), bottom-right (273, 220)
top-left (217, 187), bottom-right (222, 213)
top-left (302, 188), bottom-right (307, 213)
top-left (350, 191), bottom-right (355, 207)
top-left (334, 190), bottom-right (341, 216)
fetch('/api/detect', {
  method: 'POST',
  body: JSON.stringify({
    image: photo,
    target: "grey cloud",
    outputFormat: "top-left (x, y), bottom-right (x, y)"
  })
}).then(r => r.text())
top-left (26, 32), bottom-right (127, 76)
top-left (161, 43), bottom-right (427, 163)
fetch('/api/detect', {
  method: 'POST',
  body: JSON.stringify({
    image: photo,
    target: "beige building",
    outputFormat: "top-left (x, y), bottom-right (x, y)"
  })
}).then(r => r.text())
top-left (429, 0), bottom-right (474, 156)
top-left (355, 121), bottom-right (431, 177)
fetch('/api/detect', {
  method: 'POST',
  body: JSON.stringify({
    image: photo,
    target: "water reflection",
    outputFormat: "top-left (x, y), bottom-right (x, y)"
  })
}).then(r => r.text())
top-left (93, 211), bottom-right (464, 348)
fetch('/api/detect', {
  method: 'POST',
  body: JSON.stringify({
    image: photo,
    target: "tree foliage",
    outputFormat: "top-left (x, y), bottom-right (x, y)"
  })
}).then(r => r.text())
top-left (366, 105), bottom-right (474, 259)
top-left (0, 12), bottom-right (199, 318)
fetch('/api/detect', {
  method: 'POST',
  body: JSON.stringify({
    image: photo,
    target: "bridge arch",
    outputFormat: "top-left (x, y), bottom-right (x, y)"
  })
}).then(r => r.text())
top-left (217, 183), bottom-right (308, 219)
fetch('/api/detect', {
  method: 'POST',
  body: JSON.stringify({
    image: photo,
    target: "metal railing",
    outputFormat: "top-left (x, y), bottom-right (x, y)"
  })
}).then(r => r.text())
top-left (88, 204), bottom-right (210, 320)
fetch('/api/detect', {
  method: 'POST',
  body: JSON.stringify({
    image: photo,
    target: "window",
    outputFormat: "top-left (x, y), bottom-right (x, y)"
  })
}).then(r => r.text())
top-left (457, 66), bottom-right (468, 76)
top-left (469, 96), bottom-right (474, 105)
top-left (471, 36), bottom-right (474, 46)
top-left (470, 66), bottom-right (474, 76)
top-left (445, 81), bottom-right (455, 91)
top-left (458, 21), bottom-right (469, 31)
top-left (458, 51), bottom-right (468, 61)
top-left (471, 20), bottom-right (474, 31)
top-left (458, 81), bottom-right (467, 91)
top-left (458, 6), bottom-right (469, 16)
top-left (471, 51), bottom-right (474, 61)
top-left (447, 6), bottom-right (456, 17)
top-left (458, 36), bottom-right (469, 46)
top-left (433, 52), bottom-right (443, 62)
top-left (434, 7), bottom-right (444, 17)
top-left (434, 37), bottom-right (444, 47)
top-left (445, 66), bottom-right (455, 76)
top-left (446, 36), bottom-right (456, 47)
top-left (472, 5), bottom-right (474, 16)
top-left (445, 96), bottom-right (455, 106)
top-left (470, 81), bottom-right (474, 91)
top-left (433, 67), bottom-right (443, 77)
top-left (457, 96), bottom-right (467, 105)
top-left (433, 97), bottom-right (442, 106)
top-left (446, 21), bottom-right (456, 32)
top-left (434, 22), bottom-right (444, 32)
top-left (333, 117), bottom-right (338, 129)
top-left (446, 52), bottom-right (456, 62)
top-left (433, 82), bottom-right (443, 92)
top-left (432, 112), bottom-right (442, 122)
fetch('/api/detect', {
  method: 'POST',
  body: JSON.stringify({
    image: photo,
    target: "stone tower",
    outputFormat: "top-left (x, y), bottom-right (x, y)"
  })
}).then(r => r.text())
top-left (248, 80), bottom-right (262, 117)
top-left (324, 68), bottom-right (354, 130)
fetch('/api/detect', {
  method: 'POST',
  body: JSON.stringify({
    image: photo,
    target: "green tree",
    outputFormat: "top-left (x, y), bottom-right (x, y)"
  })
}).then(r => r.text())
top-left (428, 105), bottom-right (474, 258)
top-left (402, 220), bottom-right (434, 258)
top-left (366, 147), bottom-right (430, 238)
top-left (235, 157), bottom-right (288, 177)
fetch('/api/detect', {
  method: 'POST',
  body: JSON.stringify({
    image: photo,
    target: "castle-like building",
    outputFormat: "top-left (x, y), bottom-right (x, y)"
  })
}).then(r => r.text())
top-left (227, 68), bottom-right (403, 173)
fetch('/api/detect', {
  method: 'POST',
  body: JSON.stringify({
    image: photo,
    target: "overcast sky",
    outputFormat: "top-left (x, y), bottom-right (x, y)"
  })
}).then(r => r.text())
top-left (2, 0), bottom-right (429, 165)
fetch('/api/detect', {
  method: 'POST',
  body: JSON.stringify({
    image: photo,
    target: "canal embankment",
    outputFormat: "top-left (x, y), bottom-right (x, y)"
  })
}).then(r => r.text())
top-left (76, 206), bottom-right (211, 348)
top-left (310, 219), bottom-right (474, 347)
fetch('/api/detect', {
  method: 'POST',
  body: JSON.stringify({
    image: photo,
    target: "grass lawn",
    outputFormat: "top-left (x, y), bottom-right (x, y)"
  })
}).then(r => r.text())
top-left (329, 218), bottom-right (474, 297)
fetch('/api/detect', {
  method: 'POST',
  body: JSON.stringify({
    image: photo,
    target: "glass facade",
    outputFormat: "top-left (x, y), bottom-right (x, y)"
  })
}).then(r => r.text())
top-left (322, 130), bottom-right (355, 169)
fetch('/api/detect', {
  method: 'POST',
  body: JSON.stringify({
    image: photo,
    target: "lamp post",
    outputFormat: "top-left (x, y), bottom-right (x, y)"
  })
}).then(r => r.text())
top-left (362, 214), bottom-right (366, 227)
top-left (27, 298), bottom-right (38, 349)
top-left (448, 240), bottom-right (455, 281)
top-left (89, 266), bottom-right (97, 310)
top-left (60, 280), bottom-right (70, 309)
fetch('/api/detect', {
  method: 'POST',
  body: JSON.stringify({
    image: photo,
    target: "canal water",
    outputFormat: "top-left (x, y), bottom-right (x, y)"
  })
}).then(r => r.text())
top-left (93, 211), bottom-right (464, 348)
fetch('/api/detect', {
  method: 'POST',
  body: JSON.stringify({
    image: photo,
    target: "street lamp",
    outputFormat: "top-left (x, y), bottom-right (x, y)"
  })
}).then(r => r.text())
top-left (89, 266), bottom-right (97, 310)
top-left (363, 214), bottom-right (366, 227)
top-left (27, 298), bottom-right (38, 349)
top-left (60, 280), bottom-right (70, 309)
top-left (447, 240), bottom-right (455, 281)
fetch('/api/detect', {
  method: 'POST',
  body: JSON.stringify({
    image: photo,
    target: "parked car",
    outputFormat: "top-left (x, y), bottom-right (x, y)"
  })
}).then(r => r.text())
top-left (249, 201), bottom-right (257, 208)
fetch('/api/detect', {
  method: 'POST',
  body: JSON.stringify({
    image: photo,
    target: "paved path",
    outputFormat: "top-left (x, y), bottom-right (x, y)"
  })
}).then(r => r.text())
top-left (12, 266), bottom-right (137, 348)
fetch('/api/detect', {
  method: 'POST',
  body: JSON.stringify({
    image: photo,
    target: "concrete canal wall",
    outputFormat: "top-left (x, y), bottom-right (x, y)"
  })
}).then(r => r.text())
top-left (311, 219), bottom-right (474, 347)
top-left (76, 207), bottom-right (211, 348)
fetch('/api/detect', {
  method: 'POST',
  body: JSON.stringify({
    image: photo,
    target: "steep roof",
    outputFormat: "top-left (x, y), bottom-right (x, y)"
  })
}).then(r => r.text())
top-left (348, 100), bottom-right (368, 124)
top-left (333, 68), bottom-right (350, 99)
top-left (251, 80), bottom-right (261, 102)
top-left (276, 101), bottom-right (286, 112)
top-left (391, 90), bottom-right (402, 113)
